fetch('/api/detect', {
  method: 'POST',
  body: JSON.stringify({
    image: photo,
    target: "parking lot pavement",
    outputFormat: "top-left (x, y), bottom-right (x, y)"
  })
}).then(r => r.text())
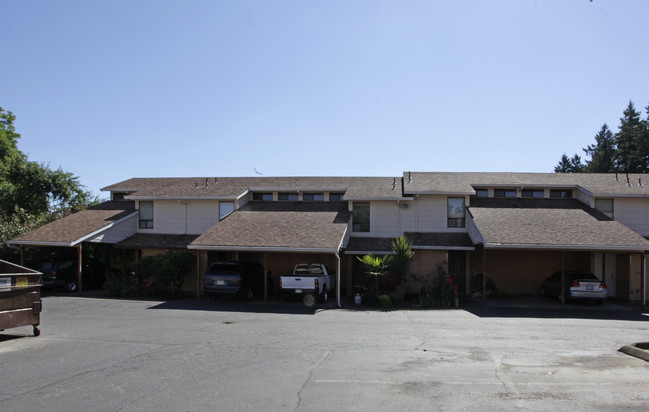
top-left (1, 295), bottom-right (649, 411)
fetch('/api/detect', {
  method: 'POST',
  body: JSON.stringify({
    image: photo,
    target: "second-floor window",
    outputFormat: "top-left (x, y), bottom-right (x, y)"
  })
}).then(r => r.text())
top-left (550, 189), bottom-right (573, 199)
top-left (522, 189), bottom-right (544, 198)
top-left (595, 199), bottom-right (614, 219)
top-left (329, 193), bottom-right (344, 201)
top-left (352, 202), bottom-right (370, 232)
top-left (494, 189), bottom-right (516, 198)
top-left (447, 197), bottom-right (465, 228)
top-left (253, 192), bottom-right (273, 201)
top-left (278, 193), bottom-right (299, 201)
top-left (303, 193), bottom-right (324, 201)
top-left (139, 201), bottom-right (153, 229)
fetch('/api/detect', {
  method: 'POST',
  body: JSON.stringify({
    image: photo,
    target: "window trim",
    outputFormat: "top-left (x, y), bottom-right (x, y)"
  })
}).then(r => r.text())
top-left (139, 201), bottom-right (154, 229)
top-left (352, 202), bottom-right (370, 232)
top-left (447, 197), bottom-right (466, 228)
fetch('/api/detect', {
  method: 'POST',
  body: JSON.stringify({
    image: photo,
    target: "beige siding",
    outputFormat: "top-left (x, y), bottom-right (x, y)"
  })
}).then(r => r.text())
top-left (186, 200), bottom-right (220, 234)
top-left (614, 198), bottom-right (649, 237)
top-left (87, 214), bottom-right (138, 244)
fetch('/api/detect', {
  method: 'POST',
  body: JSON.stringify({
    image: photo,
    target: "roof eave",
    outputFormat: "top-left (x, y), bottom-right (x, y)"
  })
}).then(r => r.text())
top-left (483, 242), bottom-right (649, 252)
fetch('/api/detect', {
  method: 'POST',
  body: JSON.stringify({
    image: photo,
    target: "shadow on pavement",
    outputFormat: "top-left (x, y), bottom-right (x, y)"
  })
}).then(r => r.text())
top-left (462, 296), bottom-right (649, 321)
top-left (147, 297), bottom-right (327, 315)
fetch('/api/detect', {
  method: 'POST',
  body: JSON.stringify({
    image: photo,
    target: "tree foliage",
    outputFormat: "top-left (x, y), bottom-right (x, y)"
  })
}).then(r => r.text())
top-left (0, 106), bottom-right (93, 217)
top-left (1, 106), bottom-right (95, 261)
top-left (555, 101), bottom-right (649, 173)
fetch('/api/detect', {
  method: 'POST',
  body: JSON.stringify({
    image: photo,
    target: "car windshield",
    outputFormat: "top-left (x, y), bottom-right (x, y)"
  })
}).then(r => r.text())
top-left (206, 264), bottom-right (239, 276)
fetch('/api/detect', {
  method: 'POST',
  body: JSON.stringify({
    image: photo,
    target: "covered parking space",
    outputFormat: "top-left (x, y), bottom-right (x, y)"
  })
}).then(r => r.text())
top-left (188, 202), bottom-right (351, 306)
top-left (468, 199), bottom-right (649, 306)
top-left (7, 201), bottom-right (138, 293)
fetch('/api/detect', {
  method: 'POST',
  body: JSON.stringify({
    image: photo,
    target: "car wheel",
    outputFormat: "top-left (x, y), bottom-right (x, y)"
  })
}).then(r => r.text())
top-left (65, 281), bottom-right (77, 293)
top-left (33, 326), bottom-right (40, 337)
top-left (321, 286), bottom-right (328, 303)
top-left (246, 288), bottom-right (253, 301)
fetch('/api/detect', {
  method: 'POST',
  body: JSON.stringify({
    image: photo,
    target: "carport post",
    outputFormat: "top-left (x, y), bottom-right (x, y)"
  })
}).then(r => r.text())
top-left (643, 253), bottom-right (647, 310)
top-left (264, 253), bottom-right (268, 303)
top-left (561, 251), bottom-right (565, 305)
top-left (482, 248), bottom-right (487, 305)
top-left (196, 252), bottom-right (200, 300)
top-left (77, 244), bottom-right (83, 294)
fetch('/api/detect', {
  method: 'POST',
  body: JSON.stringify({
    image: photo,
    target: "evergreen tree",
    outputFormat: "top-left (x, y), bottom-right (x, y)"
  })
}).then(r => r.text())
top-left (554, 153), bottom-right (585, 173)
top-left (583, 124), bottom-right (616, 172)
top-left (614, 101), bottom-right (645, 172)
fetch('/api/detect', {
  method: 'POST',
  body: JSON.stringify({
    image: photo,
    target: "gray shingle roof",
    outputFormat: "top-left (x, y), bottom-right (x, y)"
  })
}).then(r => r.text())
top-left (345, 232), bottom-right (474, 254)
top-left (403, 172), bottom-right (649, 197)
top-left (189, 202), bottom-right (351, 252)
top-left (102, 176), bottom-right (406, 200)
top-left (468, 199), bottom-right (649, 251)
top-left (9, 201), bottom-right (136, 246)
top-left (117, 234), bottom-right (199, 249)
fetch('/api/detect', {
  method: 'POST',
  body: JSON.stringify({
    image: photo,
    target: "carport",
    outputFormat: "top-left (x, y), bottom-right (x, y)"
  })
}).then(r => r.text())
top-left (188, 202), bottom-right (351, 306)
top-left (7, 201), bottom-right (138, 293)
top-left (468, 198), bottom-right (649, 306)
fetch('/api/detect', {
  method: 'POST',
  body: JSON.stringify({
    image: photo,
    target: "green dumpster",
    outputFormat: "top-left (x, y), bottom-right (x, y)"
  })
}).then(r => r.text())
top-left (0, 260), bottom-right (42, 336)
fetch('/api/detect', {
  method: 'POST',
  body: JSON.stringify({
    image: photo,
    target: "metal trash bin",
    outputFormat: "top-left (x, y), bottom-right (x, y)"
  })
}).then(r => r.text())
top-left (0, 260), bottom-right (42, 336)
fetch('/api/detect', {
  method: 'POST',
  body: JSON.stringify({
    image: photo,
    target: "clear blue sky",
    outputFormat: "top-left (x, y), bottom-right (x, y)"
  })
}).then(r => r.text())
top-left (2, 0), bottom-right (649, 198)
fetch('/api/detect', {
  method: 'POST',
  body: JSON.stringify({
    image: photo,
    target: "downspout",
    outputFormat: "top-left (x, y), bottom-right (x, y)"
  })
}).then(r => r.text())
top-left (642, 253), bottom-right (647, 310)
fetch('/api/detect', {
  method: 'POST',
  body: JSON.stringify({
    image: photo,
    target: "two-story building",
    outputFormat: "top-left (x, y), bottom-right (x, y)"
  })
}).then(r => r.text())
top-left (9, 172), bottom-right (649, 306)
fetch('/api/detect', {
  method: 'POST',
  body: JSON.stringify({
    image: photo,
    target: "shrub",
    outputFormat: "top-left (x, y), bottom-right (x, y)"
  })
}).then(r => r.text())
top-left (377, 294), bottom-right (392, 309)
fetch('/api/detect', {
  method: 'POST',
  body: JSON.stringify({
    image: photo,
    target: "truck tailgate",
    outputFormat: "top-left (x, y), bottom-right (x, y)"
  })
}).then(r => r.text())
top-left (281, 276), bottom-right (316, 290)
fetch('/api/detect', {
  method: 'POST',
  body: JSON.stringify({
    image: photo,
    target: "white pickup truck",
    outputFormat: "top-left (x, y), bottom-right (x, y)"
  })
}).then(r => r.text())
top-left (280, 263), bottom-right (335, 302)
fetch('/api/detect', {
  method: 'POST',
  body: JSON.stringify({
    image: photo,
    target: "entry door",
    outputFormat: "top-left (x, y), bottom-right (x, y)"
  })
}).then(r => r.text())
top-left (594, 253), bottom-right (616, 298)
top-left (605, 253), bottom-right (616, 297)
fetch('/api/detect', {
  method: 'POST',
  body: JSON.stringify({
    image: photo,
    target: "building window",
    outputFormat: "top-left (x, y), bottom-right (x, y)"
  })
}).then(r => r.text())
top-left (352, 202), bottom-right (370, 232)
top-left (139, 201), bottom-right (153, 229)
top-left (303, 193), bottom-right (324, 201)
top-left (474, 189), bottom-right (488, 198)
top-left (252, 192), bottom-right (273, 201)
top-left (447, 197), bottom-right (466, 228)
top-left (595, 199), bottom-right (614, 219)
top-left (494, 189), bottom-right (516, 198)
top-left (278, 192), bottom-right (299, 201)
top-left (219, 201), bottom-right (235, 220)
top-left (329, 193), bottom-right (344, 201)
top-left (550, 189), bottom-right (572, 199)
top-left (522, 189), bottom-right (544, 198)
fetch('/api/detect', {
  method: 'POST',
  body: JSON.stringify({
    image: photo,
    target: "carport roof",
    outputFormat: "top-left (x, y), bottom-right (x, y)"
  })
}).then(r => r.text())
top-left (117, 234), bottom-right (199, 249)
top-left (9, 201), bottom-right (137, 247)
top-left (188, 202), bottom-right (351, 252)
top-left (345, 232), bottom-right (474, 254)
top-left (468, 198), bottom-right (649, 251)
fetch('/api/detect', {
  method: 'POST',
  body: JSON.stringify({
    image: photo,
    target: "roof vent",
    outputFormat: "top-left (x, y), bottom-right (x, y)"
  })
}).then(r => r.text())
top-left (407, 171), bottom-right (412, 184)
top-left (195, 182), bottom-right (198, 189)
top-left (639, 178), bottom-right (643, 187)
top-left (392, 178), bottom-right (396, 190)
top-left (615, 172), bottom-right (619, 182)
top-left (626, 173), bottom-right (631, 187)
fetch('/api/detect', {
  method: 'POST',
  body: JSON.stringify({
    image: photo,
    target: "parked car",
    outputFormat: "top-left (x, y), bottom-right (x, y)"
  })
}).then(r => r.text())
top-left (541, 271), bottom-right (607, 303)
top-left (203, 261), bottom-right (265, 301)
top-left (40, 261), bottom-right (79, 292)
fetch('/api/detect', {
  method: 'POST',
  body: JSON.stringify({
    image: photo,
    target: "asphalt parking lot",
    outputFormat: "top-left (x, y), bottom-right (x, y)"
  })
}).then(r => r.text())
top-left (1, 295), bottom-right (649, 411)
